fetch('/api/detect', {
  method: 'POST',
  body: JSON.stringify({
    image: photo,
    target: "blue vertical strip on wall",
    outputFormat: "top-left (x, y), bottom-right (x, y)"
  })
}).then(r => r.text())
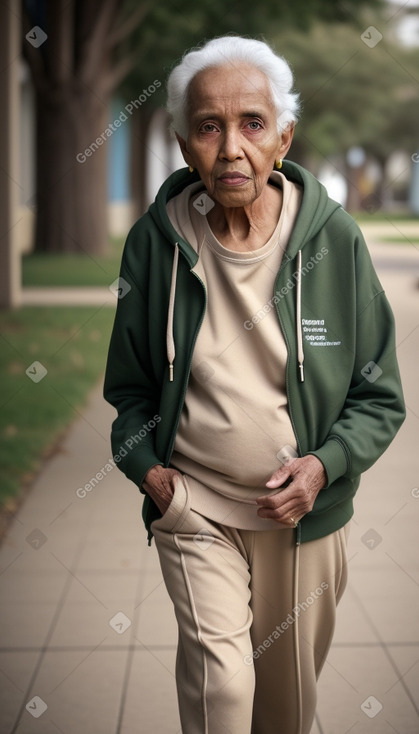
top-left (108, 98), bottom-right (130, 202)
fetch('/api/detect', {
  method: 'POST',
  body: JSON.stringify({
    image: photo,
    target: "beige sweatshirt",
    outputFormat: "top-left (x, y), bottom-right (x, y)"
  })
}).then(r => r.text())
top-left (167, 172), bottom-right (303, 529)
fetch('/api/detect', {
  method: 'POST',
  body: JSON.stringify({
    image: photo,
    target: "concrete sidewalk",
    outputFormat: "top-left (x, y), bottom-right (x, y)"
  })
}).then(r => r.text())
top-left (21, 287), bottom-right (116, 307)
top-left (1, 242), bottom-right (419, 733)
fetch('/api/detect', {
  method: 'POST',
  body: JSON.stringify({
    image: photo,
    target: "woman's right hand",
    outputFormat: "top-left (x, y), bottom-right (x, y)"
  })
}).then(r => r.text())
top-left (142, 465), bottom-right (182, 515)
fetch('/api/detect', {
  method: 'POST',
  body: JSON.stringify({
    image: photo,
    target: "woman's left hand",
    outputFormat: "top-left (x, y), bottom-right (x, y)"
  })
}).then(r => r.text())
top-left (256, 455), bottom-right (326, 526)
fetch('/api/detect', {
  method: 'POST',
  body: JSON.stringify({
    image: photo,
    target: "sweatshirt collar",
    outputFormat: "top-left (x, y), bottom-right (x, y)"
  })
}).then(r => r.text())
top-left (149, 161), bottom-right (341, 262)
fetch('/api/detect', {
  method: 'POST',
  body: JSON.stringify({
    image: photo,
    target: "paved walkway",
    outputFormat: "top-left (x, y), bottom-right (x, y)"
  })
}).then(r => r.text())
top-left (1, 234), bottom-right (419, 733)
top-left (21, 287), bottom-right (116, 307)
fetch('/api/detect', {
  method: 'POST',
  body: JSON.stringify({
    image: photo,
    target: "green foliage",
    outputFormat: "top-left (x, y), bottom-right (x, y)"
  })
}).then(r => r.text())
top-left (114, 1), bottom-right (418, 165)
top-left (117, 0), bottom-right (383, 100)
top-left (271, 23), bottom-right (419, 162)
top-left (0, 307), bottom-right (115, 504)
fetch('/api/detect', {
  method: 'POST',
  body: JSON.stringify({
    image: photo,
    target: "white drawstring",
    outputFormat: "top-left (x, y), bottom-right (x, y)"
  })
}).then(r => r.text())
top-left (166, 243), bottom-right (179, 382)
top-left (296, 250), bottom-right (305, 383)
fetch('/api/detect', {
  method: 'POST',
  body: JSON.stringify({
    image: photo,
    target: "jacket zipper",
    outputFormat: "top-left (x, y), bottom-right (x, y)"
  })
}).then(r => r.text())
top-left (274, 257), bottom-right (303, 546)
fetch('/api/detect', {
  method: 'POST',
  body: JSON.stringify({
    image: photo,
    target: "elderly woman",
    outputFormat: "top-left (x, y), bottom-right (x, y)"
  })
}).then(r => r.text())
top-left (104, 36), bottom-right (405, 734)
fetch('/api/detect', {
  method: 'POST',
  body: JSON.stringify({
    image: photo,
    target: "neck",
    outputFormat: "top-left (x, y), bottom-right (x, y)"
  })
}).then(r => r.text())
top-left (207, 182), bottom-right (282, 252)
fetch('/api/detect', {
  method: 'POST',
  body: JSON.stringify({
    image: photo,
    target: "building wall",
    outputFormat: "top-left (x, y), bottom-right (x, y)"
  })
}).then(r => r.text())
top-left (17, 62), bottom-right (35, 254)
top-left (107, 98), bottom-right (135, 237)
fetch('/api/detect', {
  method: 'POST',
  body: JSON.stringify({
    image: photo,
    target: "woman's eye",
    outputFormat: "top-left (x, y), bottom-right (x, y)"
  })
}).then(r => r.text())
top-left (201, 123), bottom-right (217, 133)
top-left (247, 121), bottom-right (262, 130)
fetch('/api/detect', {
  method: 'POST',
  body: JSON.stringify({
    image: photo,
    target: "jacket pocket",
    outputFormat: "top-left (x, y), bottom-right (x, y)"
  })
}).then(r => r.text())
top-left (150, 474), bottom-right (190, 534)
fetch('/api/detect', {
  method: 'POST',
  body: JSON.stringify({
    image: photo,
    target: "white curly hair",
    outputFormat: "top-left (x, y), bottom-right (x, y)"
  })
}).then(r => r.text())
top-left (166, 35), bottom-right (300, 139)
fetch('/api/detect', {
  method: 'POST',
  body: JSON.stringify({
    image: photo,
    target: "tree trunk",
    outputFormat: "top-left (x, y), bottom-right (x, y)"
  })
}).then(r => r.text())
top-left (34, 85), bottom-right (109, 254)
top-left (344, 163), bottom-right (363, 214)
top-left (130, 105), bottom-right (154, 218)
top-left (373, 155), bottom-right (386, 207)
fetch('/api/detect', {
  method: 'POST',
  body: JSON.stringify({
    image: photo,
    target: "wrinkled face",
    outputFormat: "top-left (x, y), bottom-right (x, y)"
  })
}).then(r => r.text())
top-left (177, 63), bottom-right (294, 209)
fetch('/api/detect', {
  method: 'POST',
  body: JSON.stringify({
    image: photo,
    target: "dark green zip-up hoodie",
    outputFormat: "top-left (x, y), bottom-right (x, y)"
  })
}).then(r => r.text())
top-left (104, 161), bottom-right (405, 544)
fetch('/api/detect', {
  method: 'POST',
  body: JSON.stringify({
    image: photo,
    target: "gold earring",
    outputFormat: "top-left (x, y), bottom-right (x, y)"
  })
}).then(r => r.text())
top-left (188, 165), bottom-right (194, 173)
top-left (275, 159), bottom-right (282, 170)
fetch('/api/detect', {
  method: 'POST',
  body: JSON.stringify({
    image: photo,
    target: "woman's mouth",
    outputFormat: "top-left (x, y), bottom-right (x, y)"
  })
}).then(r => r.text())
top-left (218, 172), bottom-right (250, 186)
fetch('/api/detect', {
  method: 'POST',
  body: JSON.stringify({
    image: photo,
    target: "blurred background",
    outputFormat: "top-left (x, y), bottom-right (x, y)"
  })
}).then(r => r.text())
top-left (0, 1), bottom-right (419, 732)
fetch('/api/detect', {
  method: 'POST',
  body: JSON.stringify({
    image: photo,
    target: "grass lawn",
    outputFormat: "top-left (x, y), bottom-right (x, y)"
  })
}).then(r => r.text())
top-left (379, 237), bottom-right (419, 244)
top-left (22, 237), bottom-right (124, 287)
top-left (0, 305), bottom-right (115, 510)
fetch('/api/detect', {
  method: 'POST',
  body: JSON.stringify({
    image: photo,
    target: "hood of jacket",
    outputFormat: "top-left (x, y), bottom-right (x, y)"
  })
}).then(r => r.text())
top-left (147, 160), bottom-right (342, 264)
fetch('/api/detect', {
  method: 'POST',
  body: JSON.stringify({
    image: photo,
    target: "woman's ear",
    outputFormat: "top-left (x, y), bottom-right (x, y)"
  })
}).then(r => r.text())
top-left (175, 133), bottom-right (194, 168)
top-left (277, 122), bottom-right (295, 160)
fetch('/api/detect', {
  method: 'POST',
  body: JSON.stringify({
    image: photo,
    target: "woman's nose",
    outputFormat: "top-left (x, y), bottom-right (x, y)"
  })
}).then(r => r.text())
top-left (218, 128), bottom-right (244, 161)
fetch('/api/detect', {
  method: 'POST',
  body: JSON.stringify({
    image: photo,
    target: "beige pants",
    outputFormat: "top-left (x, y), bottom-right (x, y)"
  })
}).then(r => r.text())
top-left (151, 475), bottom-right (349, 734)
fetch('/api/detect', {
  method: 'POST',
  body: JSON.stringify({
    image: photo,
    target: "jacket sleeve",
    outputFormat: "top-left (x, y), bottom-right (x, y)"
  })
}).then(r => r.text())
top-left (309, 241), bottom-right (406, 486)
top-left (103, 230), bottom-right (164, 492)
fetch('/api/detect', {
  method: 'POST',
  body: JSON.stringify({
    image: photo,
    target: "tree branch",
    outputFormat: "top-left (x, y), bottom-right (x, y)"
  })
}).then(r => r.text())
top-left (107, 3), bottom-right (151, 50)
top-left (102, 51), bottom-right (138, 95)
top-left (21, 1), bottom-right (47, 92)
top-left (46, 0), bottom-right (75, 85)
top-left (78, 0), bottom-right (120, 85)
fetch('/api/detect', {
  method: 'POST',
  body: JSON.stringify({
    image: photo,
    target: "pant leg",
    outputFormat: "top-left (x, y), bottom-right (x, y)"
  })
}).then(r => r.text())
top-left (248, 524), bottom-right (349, 734)
top-left (151, 475), bottom-right (256, 734)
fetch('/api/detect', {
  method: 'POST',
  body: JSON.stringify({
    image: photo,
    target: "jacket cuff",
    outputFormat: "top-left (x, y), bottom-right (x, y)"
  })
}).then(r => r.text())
top-left (124, 446), bottom-right (164, 494)
top-left (308, 437), bottom-right (349, 487)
